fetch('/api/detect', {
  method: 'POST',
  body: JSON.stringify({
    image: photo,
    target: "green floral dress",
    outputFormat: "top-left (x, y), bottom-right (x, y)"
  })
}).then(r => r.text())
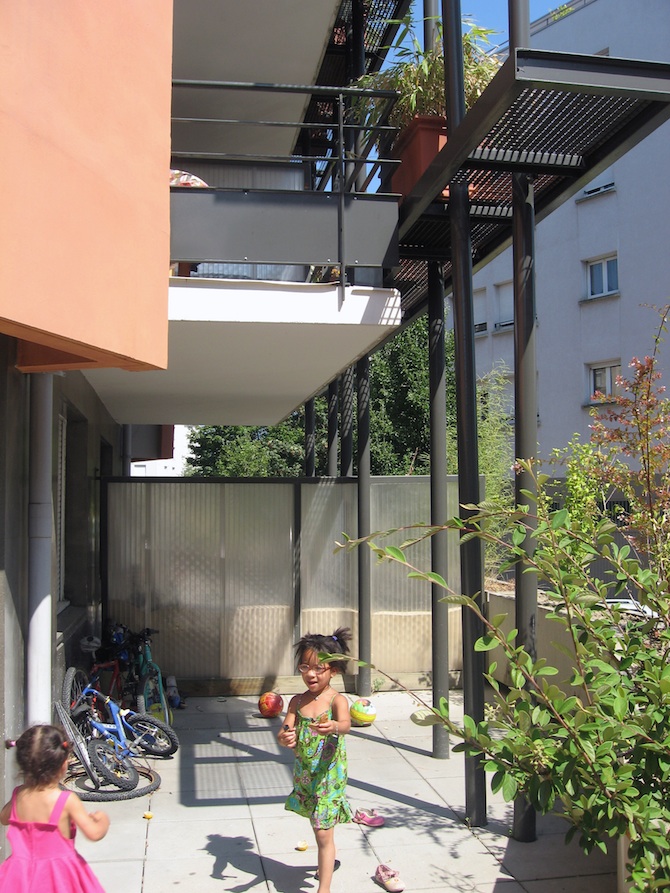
top-left (285, 695), bottom-right (352, 830)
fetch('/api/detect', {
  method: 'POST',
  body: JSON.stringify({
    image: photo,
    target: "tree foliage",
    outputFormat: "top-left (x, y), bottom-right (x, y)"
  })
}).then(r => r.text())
top-left (186, 399), bottom-right (329, 477)
top-left (337, 306), bottom-right (670, 891)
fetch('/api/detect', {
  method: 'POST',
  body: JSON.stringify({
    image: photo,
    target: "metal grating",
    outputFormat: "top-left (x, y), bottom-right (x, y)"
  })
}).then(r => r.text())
top-left (395, 49), bottom-right (670, 317)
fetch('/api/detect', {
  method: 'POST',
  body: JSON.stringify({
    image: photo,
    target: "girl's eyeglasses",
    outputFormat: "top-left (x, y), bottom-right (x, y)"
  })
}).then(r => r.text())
top-left (298, 663), bottom-right (329, 675)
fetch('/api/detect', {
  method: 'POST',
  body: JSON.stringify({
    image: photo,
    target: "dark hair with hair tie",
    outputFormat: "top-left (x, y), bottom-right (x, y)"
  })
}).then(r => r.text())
top-left (295, 627), bottom-right (352, 674)
top-left (11, 725), bottom-right (72, 788)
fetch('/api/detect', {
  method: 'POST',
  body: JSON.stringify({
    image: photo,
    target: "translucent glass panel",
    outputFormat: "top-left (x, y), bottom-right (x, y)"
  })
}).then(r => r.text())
top-left (107, 482), bottom-right (224, 677)
top-left (300, 481), bottom-right (358, 611)
top-left (222, 483), bottom-right (294, 678)
top-left (370, 477), bottom-right (432, 612)
top-left (106, 477), bottom-right (462, 681)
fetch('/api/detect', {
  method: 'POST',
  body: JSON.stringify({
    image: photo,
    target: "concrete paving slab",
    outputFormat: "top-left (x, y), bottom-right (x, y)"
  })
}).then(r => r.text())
top-left (74, 693), bottom-right (618, 892)
top-left (85, 858), bottom-right (146, 892)
top-left (143, 850), bottom-right (268, 891)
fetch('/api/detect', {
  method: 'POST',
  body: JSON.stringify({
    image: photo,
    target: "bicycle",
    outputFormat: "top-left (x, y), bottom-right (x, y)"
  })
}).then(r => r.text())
top-left (67, 683), bottom-right (178, 790)
top-left (63, 626), bottom-right (171, 723)
top-left (127, 627), bottom-right (172, 725)
top-left (62, 629), bottom-right (130, 714)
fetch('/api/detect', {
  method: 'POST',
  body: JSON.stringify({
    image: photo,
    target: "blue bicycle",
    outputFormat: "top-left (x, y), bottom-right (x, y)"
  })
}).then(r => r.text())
top-left (68, 683), bottom-right (179, 790)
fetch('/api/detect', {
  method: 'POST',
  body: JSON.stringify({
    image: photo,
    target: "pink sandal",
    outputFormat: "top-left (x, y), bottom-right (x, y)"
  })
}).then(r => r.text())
top-left (353, 808), bottom-right (385, 827)
top-left (374, 864), bottom-right (405, 892)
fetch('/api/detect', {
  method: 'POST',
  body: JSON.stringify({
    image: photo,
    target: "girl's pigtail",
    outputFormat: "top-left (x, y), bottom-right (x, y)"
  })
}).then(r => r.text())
top-left (5, 740), bottom-right (16, 749)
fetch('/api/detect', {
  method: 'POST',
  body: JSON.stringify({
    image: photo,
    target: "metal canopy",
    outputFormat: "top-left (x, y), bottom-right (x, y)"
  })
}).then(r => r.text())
top-left (397, 48), bottom-right (670, 314)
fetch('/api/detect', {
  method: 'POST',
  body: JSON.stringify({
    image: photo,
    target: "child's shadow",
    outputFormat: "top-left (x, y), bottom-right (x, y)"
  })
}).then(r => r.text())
top-left (203, 834), bottom-right (315, 893)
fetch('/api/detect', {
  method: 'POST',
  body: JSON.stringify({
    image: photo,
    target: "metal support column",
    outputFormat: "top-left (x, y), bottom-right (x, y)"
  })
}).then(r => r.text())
top-left (27, 373), bottom-right (54, 725)
top-left (305, 398), bottom-right (316, 477)
top-left (341, 368), bottom-right (355, 477)
top-left (510, 0), bottom-right (538, 844)
top-left (424, 0), bottom-right (439, 50)
top-left (122, 424), bottom-right (132, 476)
top-left (328, 381), bottom-right (339, 477)
top-left (428, 262), bottom-right (450, 758)
top-left (443, 0), bottom-right (487, 826)
top-left (357, 356), bottom-right (371, 696)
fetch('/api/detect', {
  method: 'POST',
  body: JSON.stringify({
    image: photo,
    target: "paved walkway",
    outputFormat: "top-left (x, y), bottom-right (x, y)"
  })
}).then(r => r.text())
top-left (78, 692), bottom-right (617, 892)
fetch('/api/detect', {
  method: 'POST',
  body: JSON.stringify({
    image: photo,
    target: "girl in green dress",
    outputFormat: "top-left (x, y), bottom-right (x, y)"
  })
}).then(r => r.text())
top-left (278, 628), bottom-right (353, 893)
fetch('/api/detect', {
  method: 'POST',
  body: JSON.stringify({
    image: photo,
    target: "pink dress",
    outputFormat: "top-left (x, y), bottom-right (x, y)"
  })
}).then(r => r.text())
top-left (0, 788), bottom-right (106, 892)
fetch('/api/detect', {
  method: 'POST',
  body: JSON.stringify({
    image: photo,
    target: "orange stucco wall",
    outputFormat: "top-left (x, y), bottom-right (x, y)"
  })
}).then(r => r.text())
top-left (0, 1), bottom-right (172, 370)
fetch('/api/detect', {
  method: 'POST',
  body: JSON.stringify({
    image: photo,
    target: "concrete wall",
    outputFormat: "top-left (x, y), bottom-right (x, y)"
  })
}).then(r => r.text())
top-left (467, 0), bottom-right (670, 460)
top-left (0, 353), bottom-right (125, 857)
top-left (0, 338), bottom-right (30, 855)
top-left (0, 0), bottom-right (172, 371)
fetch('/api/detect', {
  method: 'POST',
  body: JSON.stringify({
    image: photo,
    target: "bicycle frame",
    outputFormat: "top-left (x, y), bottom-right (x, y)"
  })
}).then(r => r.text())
top-left (89, 657), bottom-right (125, 703)
top-left (73, 685), bottom-right (158, 760)
top-left (128, 628), bottom-right (171, 724)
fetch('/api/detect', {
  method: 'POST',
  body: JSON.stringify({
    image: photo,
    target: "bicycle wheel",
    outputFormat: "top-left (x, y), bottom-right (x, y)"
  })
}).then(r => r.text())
top-left (54, 701), bottom-right (100, 790)
top-left (126, 713), bottom-right (179, 756)
top-left (61, 764), bottom-right (161, 802)
top-left (86, 739), bottom-right (139, 791)
top-left (62, 667), bottom-right (89, 714)
top-left (138, 671), bottom-right (172, 725)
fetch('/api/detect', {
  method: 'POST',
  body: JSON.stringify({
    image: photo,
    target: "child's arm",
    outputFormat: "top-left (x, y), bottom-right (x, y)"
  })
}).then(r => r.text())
top-left (0, 799), bottom-right (11, 826)
top-left (314, 693), bottom-right (352, 737)
top-left (277, 695), bottom-right (299, 749)
top-left (66, 792), bottom-right (110, 841)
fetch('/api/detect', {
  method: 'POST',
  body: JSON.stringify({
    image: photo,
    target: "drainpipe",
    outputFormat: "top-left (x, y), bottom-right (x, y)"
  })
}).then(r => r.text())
top-left (27, 373), bottom-right (54, 725)
top-left (443, 0), bottom-right (487, 826)
top-left (510, 0), bottom-right (538, 844)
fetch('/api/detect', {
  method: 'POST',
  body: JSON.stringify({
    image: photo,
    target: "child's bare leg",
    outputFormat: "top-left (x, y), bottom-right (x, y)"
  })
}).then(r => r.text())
top-left (313, 826), bottom-right (336, 893)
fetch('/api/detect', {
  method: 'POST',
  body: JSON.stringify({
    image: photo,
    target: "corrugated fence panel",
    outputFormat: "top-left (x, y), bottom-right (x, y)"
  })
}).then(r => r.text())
top-left (222, 483), bottom-right (294, 678)
top-left (369, 477), bottom-right (432, 674)
top-left (300, 480), bottom-right (359, 652)
top-left (108, 482), bottom-right (224, 678)
top-left (107, 482), bottom-right (149, 636)
top-left (146, 482), bottom-right (224, 678)
top-left (105, 477), bottom-right (463, 682)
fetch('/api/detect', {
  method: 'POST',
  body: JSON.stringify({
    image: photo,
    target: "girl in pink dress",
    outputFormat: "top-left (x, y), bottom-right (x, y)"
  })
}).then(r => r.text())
top-left (0, 724), bottom-right (110, 892)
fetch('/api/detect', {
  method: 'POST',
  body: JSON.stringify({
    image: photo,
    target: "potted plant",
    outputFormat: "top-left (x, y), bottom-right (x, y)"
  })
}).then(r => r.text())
top-left (355, 18), bottom-right (500, 198)
top-left (337, 307), bottom-right (670, 891)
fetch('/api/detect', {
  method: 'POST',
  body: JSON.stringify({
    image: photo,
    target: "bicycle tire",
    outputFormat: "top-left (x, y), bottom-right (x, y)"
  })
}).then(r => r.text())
top-left (61, 765), bottom-right (161, 801)
top-left (126, 713), bottom-right (179, 756)
top-left (55, 701), bottom-right (100, 789)
top-left (86, 739), bottom-right (139, 791)
top-left (62, 667), bottom-right (89, 714)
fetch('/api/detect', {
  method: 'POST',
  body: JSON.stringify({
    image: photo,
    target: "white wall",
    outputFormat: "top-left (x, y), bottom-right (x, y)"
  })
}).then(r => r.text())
top-left (466, 0), bottom-right (670, 460)
top-left (131, 425), bottom-right (192, 477)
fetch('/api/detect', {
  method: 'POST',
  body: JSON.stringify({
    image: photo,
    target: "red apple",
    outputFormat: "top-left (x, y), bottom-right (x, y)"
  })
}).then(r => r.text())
top-left (258, 691), bottom-right (284, 718)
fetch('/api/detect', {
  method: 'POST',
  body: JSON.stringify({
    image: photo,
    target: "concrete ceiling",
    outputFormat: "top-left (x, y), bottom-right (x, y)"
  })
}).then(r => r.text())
top-left (171, 0), bottom-right (341, 157)
top-left (84, 2), bottom-right (406, 428)
top-left (83, 279), bottom-right (401, 425)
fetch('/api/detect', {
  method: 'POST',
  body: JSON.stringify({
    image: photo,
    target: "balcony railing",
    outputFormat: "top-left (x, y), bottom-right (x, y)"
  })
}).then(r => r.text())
top-left (170, 80), bottom-right (402, 286)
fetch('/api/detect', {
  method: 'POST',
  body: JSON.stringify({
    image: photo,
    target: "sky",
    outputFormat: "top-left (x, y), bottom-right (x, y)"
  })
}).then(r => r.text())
top-left (462, 1), bottom-right (563, 46)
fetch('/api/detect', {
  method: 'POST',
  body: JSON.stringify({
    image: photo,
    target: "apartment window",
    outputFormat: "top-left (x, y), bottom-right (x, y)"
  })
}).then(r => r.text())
top-left (494, 281), bottom-right (514, 330)
top-left (590, 362), bottom-right (621, 401)
top-left (588, 255), bottom-right (619, 298)
top-left (474, 288), bottom-right (487, 335)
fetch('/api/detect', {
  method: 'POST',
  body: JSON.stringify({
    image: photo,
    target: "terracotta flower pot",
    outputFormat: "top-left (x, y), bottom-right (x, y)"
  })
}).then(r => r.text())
top-left (390, 115), bottom-right (448, 201)
top-left (390, 114), bottom-right (476, 203)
